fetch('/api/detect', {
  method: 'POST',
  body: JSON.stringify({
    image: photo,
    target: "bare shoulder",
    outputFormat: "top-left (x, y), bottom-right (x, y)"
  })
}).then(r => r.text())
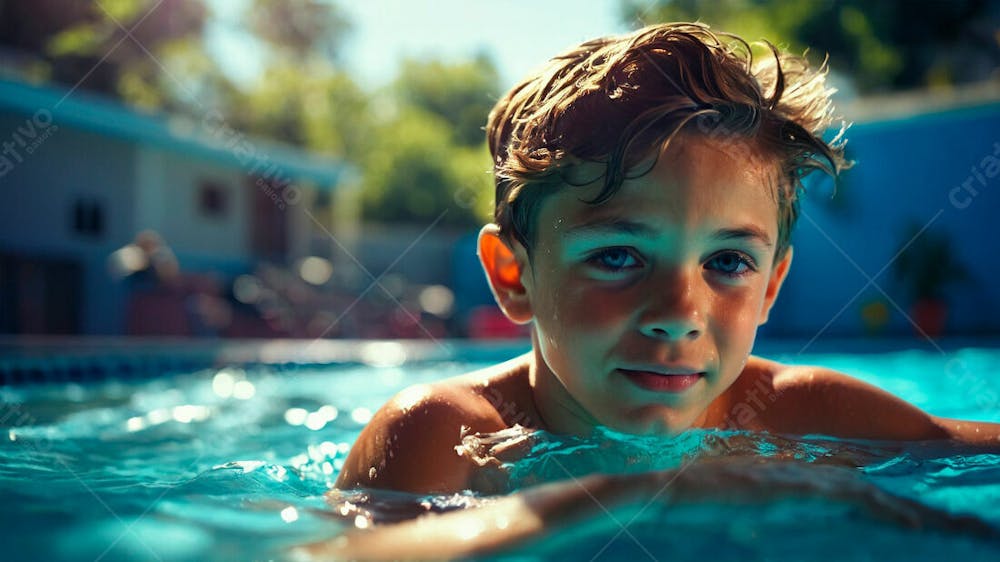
top-left (334, 354), bottom-right (533, 494)
top-left (729, 356), bottom-right (948, 441)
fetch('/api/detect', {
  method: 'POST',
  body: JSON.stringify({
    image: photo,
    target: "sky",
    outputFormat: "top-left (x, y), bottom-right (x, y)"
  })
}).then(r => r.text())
top-left (206, 0), bottom-right (630, 90)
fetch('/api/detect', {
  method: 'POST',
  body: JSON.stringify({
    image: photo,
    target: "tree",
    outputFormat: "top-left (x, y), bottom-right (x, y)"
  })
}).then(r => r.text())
top-left (394, 53), bottom-right (501, 147)
top-left (246, 0), bottom-right (351, 63)
top-left (356, 54), bottom-right (501, 227)
top-left (0, 0), bottom-right (211, 109)
top-left (208, 0), bottom-right (370, 161)
top-left (222, 64), bottom-right (372, 162)
top-left (621, 0), bottom-right (999, 93)
top-left (359, 107), bottom-right (493, 228)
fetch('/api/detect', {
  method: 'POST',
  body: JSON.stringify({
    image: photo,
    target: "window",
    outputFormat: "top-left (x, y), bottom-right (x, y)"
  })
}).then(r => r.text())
top-left (198, 181), bottom-right (229, 218)
top-left (71, 197), bottom-right (104, 238)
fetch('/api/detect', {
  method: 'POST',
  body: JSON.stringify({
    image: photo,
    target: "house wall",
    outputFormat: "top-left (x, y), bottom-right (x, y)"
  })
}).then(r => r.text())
top-left (0, 112), bottom-right (136, 334)
top-left (0, 112), bottom-right (273, 335)
top-left (135, 146), bottom-right (252, 262)
top-left (0, 80), bottom-right (341, 336)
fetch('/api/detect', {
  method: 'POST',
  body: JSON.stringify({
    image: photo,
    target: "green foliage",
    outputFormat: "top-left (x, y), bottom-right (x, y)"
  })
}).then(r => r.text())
top-left (31, 0), bottom-right (211, 106)
top-left (394, 54), bottom-right (500, 147)
top-left (298, 72), bottom-right (373, 162)
top-left (99, 0), bottom-right (149, 22)
top-left (355, 53), bottom-right (500, 226)
top-left (621, 0), bottom-right (997, 93)
top-left (46, 24), bottom-right (105, 57)
top-left (222, 64), bottom-right (371, 162)
top-left (623, 0), bottom-right (807, 50)
top-left (360, 108), bottom-right (493, 228)
top-left (247, 0), bottom-right (351, 61)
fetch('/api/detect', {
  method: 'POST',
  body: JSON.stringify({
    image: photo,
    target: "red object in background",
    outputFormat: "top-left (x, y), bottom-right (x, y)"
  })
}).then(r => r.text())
top-left (467, 306), bottom-right (528, 339)
top-left (125, 290), bottom-right (191, 336)
top-left (911, 299), bottom-right (947, 339)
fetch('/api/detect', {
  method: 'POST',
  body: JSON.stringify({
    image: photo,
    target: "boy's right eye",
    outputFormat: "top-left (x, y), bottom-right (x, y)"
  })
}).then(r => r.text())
top-left (585, 247), bottom-right (642, 272)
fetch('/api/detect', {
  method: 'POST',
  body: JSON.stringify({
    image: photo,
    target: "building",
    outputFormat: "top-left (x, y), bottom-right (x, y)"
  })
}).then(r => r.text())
top-left (0, 78), bottom-right (350, 336)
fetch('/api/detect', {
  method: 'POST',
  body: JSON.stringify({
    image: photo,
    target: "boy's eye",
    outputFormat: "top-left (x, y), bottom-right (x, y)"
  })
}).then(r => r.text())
top-left (706, 251), bottom-right (757, 278)
top-left (587, 248), bottom-right (641, 271)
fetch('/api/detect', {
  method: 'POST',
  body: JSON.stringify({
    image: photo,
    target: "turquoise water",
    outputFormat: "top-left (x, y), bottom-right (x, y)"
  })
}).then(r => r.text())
top-left (1, 343), bottom-right (999, 561)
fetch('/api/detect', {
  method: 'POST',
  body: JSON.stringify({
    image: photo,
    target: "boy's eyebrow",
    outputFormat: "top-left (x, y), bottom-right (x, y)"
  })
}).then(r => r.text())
top-left (564, 219), bottom-right (658, 238)
top-left (563, 219), bottom-right (773, 248)
top-left (710, 226), bottom-right (774, 248)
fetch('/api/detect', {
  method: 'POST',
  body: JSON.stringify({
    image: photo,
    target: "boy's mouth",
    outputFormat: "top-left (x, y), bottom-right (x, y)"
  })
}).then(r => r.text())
top-left (617, 368), bottom-right (706, 393)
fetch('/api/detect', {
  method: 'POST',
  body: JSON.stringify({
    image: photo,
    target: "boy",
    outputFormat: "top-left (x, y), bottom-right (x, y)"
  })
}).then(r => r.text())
top-left (335, 22), bottom-right (1000, 496)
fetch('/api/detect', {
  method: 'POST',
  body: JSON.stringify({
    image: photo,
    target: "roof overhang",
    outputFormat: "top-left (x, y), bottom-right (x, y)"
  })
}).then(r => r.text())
top-left (0, 78), bottom-right (350, 189)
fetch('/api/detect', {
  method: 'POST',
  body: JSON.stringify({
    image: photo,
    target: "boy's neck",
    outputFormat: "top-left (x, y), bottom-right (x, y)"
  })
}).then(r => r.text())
top-left (527, 331), bottom-right (603, 438)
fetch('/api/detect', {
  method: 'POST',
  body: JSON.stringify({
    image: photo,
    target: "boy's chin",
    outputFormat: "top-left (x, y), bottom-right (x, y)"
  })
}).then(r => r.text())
top-left (602, 407), bottom-right (702, 437)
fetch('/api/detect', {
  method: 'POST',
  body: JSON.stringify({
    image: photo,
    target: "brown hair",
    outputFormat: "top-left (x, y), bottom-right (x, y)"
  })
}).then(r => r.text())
top-left (486, 22), bottom-right (848, 262)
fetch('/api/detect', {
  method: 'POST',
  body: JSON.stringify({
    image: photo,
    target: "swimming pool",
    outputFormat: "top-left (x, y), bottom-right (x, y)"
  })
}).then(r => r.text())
top-left (2, 338), bottom-right (999, 561)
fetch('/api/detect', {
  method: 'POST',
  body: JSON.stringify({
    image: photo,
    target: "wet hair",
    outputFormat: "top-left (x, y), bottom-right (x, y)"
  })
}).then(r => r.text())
top-left (486, 22), bottom-right (849, 262)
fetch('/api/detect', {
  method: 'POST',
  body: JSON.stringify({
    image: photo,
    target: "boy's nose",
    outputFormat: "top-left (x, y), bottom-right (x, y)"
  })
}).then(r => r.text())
top-left (638, 270), bottom-right (705, 340)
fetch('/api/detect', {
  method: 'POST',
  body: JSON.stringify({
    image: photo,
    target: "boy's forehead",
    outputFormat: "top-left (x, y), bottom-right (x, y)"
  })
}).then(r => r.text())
top-left (548, 135), bottom-right (781, 234)
top-left (654, 133), bottom-right (782, 190)
top-left (564, 132), bottom-right (782, 200)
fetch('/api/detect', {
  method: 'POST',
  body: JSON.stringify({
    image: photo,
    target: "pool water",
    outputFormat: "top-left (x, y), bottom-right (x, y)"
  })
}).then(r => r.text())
top-left (2, 342), bottom-right (1000, 561)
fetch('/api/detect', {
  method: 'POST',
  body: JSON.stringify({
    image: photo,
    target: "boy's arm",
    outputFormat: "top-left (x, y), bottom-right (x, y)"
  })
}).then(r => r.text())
top-left (334, 384), bottom-right (507, 494)
top-left (761, 366), bottom-right (1000, 445)
top-left (928, 414), bottom-right (1000, 446)
top-left (301, 457), bottom-right (997, 560)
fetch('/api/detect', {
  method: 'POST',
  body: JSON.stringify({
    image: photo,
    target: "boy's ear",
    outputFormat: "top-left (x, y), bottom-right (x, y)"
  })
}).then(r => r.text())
top-left (758, 246), bottom-right (793, 326)
top-left (477, 224), bottom-right (533, 324)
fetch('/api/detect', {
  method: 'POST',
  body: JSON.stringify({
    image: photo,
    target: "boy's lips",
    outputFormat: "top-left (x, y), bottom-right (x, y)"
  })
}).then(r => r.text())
top-left (621, 363), bottom-right (705, 375)
top-left (617, 366), bottom-right (706, 393)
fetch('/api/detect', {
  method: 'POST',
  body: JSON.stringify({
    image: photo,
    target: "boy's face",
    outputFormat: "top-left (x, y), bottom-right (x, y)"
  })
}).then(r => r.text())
top-left (490, 134), bottom-right (792, 436)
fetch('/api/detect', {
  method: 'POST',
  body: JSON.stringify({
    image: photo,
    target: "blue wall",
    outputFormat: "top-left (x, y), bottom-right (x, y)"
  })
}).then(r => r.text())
top-left (762, 102), bottom-right (1000, 338)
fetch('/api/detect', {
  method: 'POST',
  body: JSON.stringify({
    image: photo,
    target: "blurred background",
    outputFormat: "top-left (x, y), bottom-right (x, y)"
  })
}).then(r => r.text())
top-left (0, 0), bottom-right (998, 342)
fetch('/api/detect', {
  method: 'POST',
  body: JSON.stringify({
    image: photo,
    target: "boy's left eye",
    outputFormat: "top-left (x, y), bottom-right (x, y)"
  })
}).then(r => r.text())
top-left (706, 251), bottom-right (757, 277)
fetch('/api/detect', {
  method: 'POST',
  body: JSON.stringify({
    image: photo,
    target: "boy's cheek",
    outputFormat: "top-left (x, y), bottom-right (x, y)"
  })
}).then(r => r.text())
top-left (715, 310), bottom-right (764, 363)
top-left (539, 288), bottom-right (634, 333)
top-left (535, 302), bottom-right (623, 360)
